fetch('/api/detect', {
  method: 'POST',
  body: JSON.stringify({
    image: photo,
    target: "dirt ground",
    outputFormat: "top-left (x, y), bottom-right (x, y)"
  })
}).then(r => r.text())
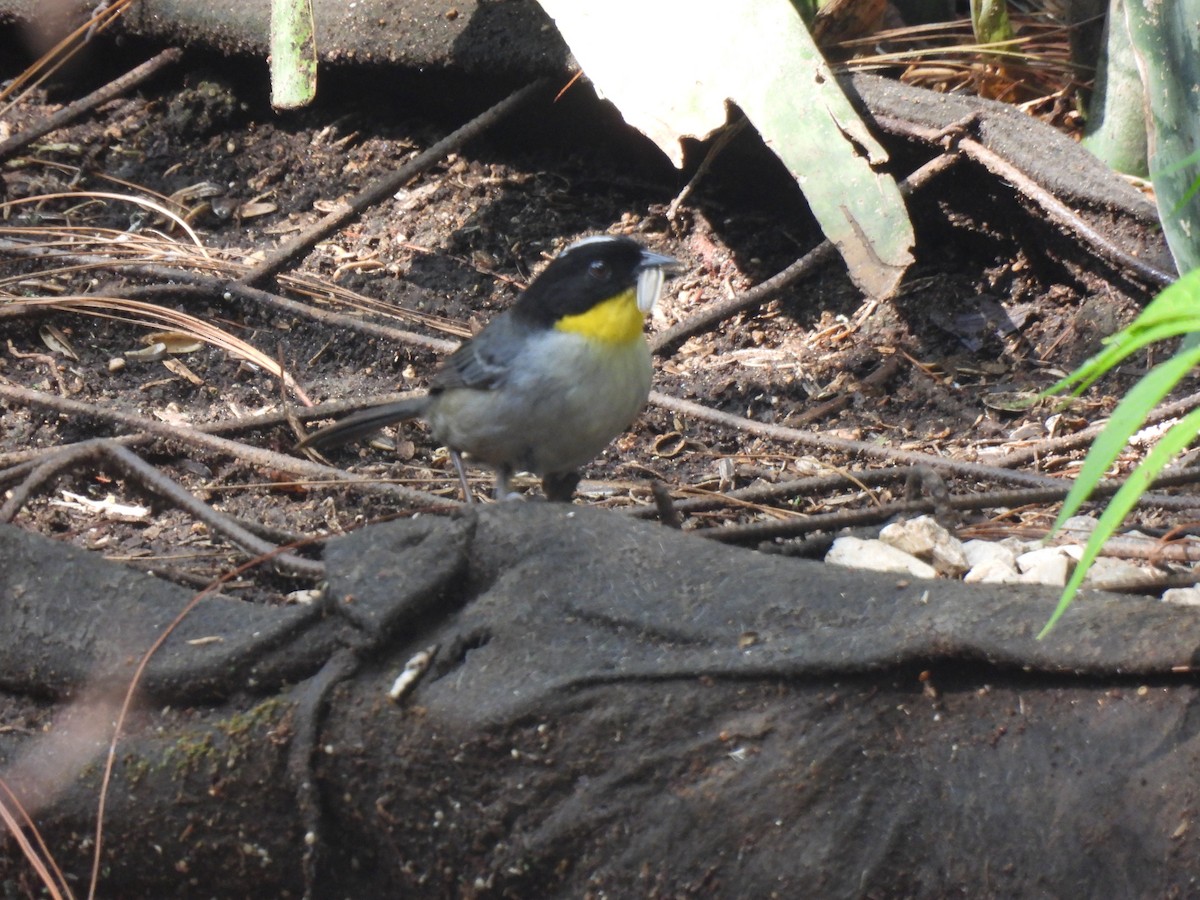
top-left (9, 25), bottom-right (1200, 900)
top-left (0, 40), bottom-right (1186, 602)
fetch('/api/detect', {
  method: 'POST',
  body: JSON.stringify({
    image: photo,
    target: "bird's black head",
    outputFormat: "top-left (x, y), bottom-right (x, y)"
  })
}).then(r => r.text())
top-left (512, 235), bottom-right (679, 327)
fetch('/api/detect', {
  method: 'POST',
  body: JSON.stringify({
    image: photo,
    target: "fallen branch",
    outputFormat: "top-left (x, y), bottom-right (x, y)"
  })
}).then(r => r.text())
top-left (873, 114), bottom-right (1175, 289)
top-left (702, 466), bottom-right (1200, 544)
top-left (0, 382), bottom-right (456, 509)
top-left (0, 48), bottom-right (184, 160)
top-left (0, 439), bottom-right (324, 577)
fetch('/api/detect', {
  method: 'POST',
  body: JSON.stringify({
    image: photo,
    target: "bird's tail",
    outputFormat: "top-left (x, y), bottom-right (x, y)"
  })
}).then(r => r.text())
top-left (296, 397), bottom-right (430, 451)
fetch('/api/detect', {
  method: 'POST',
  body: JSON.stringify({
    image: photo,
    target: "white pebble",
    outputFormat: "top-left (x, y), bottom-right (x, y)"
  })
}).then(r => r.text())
top-left (826, 537), bottom-right (938, 579)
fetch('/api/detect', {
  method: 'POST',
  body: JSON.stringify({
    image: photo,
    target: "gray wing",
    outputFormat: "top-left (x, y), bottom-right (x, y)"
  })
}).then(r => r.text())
top-left (429, 313), bottom-right (520, 392)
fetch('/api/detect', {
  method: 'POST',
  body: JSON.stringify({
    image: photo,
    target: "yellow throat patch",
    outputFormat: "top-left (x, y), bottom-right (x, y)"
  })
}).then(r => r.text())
top-left (553, 288), bottom-right (644, 344)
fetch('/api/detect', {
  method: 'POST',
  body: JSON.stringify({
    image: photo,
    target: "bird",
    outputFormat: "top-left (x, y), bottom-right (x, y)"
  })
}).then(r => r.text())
top-left (297, 235), bottom-right (681, 502)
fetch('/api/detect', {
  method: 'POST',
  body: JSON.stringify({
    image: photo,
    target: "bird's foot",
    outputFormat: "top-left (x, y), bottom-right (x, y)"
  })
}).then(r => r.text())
top-left (541, 471), bottom-right (580, 503)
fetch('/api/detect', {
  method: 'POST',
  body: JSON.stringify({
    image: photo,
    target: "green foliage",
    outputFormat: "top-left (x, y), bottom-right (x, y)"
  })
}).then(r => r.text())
top-left (789, 0), bottom-right (818, 23)
top-left (1081, 0), bottom-right (1148, 177)
top-left (1083, 0), bottom-right (1200, 262)
top-left (969, 0), bottom-right (1014, 44)
top-left (534, 0), bottom-right (914, 300)
top-left (1123, 0), bottom-right (1200, 274)
top-left (269, 0), bottom-right (317, 110)
top-left (1160, 147), bottom-right (1200, 214)
top-left (1038, 269), bottom-right (1200, 636)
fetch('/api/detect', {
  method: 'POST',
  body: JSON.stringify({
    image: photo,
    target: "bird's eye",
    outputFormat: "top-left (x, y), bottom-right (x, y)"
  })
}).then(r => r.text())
top-left (587, 259), bottom-right (611, 280)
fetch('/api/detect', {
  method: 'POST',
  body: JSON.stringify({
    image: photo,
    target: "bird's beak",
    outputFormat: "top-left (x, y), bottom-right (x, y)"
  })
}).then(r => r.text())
top-left (636, 250), bottom-right (682, 314)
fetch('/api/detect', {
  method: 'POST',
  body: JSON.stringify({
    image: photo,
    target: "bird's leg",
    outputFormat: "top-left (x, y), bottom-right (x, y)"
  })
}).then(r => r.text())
top-left (493, 464), bottom-right (519, 501)
top-left (451, 450), bottom-right (474, 504)
top-left (541, 470), bottom-right (580, 503)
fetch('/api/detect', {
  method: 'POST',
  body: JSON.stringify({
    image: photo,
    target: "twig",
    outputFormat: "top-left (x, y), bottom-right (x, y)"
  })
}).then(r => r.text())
top-left (786, 353), bottom-right (903, 427)
top-left (0, 440), bottom-right (96, 518)
top-left (872, 114), bottom-right (1175, 288)
top-left (0, 0), bottom-right (134, 117)
top-left (0, 439), bottom-right (324, 576)
top-left (89, 550), bottom-right (296, 900)
top-left (106, 443), bottom-right (326, 575)
top-left (1091, 572), bottom-right (1200, 596)
top-left (628, 465), bottom-right (916, 519)
top-left (666, 117), bottom-right (749, 220)
top-left (0, 382), bottom-right (457, 508)
top-left (0, 241), bottom-right (459, 357)
top-left (0, 391), bottom-right (427, 472)
top-left (5, 340), bottom-right (69, 396)
top-left (1084, 532), bottom-right (1200, 565)
top-left (287, 647), bottom-right (361, 900)
top-left (702, 466), bottom-right (1200, 544)
top-left (990, 388), bottom-right (1200, 469)
top-left (242, 79), bottom-right (549, 287)
top-left (651, 240), bottom-right (838, 356)
top-left (964, 139), bottom-right (1173, 286)
top-left (168, 281), bottom-right (458, 356)
top-left (651, 152), bottom-right (960, 355)
top-left (650, 479), bottom-right (683, 528)
top-left (651, 391), bottom-right (1200, 520)
top-left (650, 390), bottom-right (1067, 490)
top-left (0, 48), bottom-right (184, 160)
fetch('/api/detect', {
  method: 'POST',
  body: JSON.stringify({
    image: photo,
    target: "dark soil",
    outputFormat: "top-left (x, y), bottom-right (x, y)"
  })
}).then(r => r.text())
top-left (0, 45), bottom-right (1184, 600)
top-left (7, 36), bottom-right (1200, 900)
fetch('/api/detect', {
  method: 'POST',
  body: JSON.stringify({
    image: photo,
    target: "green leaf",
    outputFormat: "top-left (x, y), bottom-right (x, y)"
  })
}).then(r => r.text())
top-left (1037, 268), bottom-right (1200, 637)
top-left (970, 0), bottom-right (1015, 45)
top-left (1043, 271), bottom-right (1200, 397)
top-left (534, 0), bottom-right (914, 300)
top-left (1082, 0), bottom-right (1148, 178)
top-left (1160, 147), bottom-right (1200, 213)
top-left (1049, 343), bottom-right (1200, 537)
top-left (1039, 404), bottom-right (1200, 637)
top-left (1124, 0), bottom-right (1200, 274)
